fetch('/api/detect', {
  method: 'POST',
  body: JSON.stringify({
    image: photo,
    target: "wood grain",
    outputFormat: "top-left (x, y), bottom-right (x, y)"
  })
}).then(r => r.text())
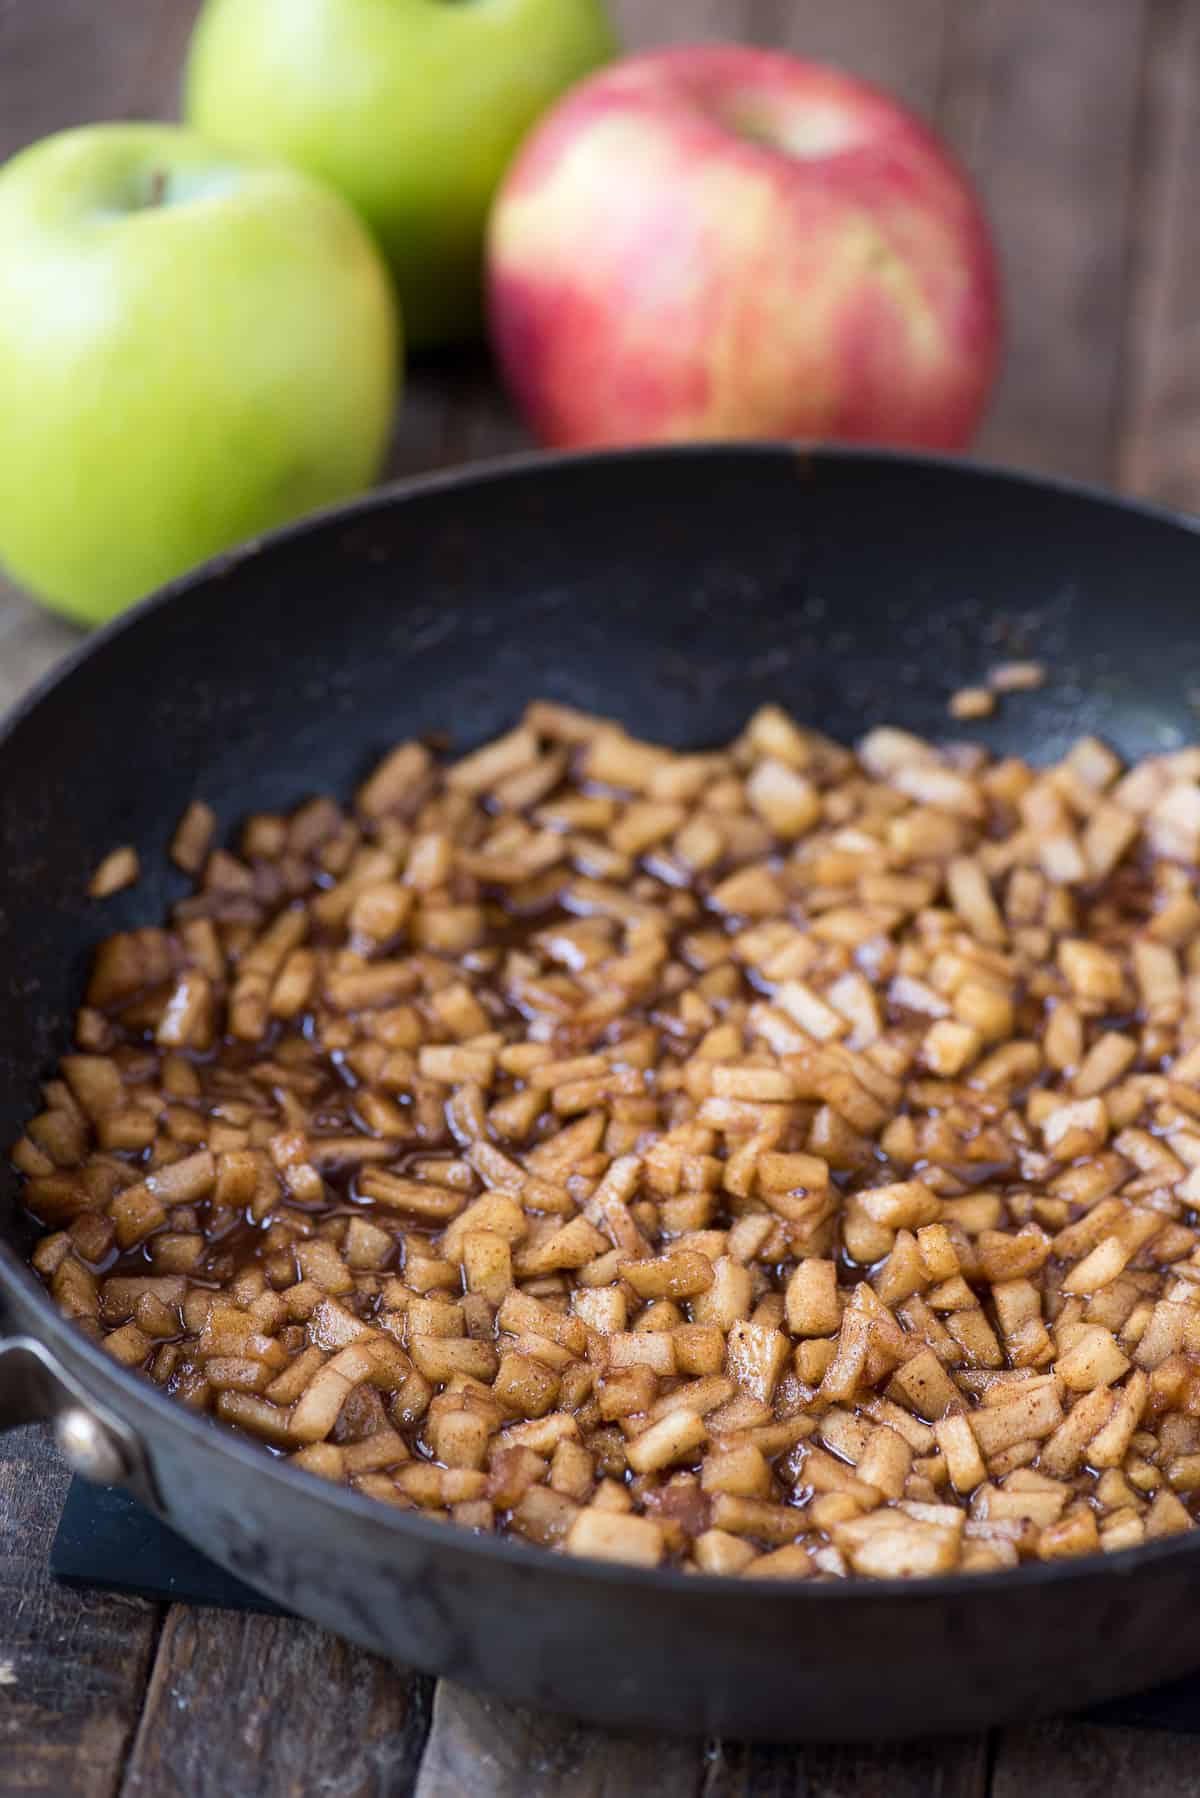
top-left (0, 1428), bottom-right (161, 1798)
top-left (992, 1719), bottom-right (1200, 1798)
top-left (0, 0), bottom-right (201, 165)
top-left (1116, 0), bottom-right (1200, 512)
top-left (604, 1), bottom-right (952, 134)
top-left (747, 0), bottom-right (951, 116)
top-left (0, 601), bottom-right (79, 716)
top-left (119, 1609), bottom-right (432, 1798)
top-left (609, 0), bottom-right (755, 51)
top-left (939, 0), bottom-right (1151, 484)
top-left (414, 1684), bottom-right (703, 1798)
top-left (415, 1688), bottom-right (991, 1798)
top-left (704, 1735), bottom-right (989, 1796)
top-left (391, 356), bottom-right (527, 484)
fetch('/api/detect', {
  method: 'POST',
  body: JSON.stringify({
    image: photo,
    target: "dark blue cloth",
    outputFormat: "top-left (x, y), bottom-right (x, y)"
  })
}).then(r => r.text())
top-left (51, 1478), bottom-right (287, 1615)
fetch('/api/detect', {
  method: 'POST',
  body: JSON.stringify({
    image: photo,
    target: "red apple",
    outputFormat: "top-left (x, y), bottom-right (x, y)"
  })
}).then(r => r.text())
top-left (487, 45), bottom-right (1001, 450)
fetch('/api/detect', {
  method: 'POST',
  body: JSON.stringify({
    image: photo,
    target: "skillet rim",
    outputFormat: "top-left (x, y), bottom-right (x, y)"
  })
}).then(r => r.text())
top-left (3, 438), bottom-right (1200, 1608)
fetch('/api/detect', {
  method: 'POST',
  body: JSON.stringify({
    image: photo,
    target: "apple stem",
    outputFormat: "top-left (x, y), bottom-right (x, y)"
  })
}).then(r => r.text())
top-left (146, 168), bottom-right (168, 208)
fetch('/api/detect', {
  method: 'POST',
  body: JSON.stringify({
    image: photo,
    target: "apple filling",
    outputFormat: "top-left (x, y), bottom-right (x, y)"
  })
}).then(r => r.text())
top-left (17, 700), bottom-right (1200, 1578)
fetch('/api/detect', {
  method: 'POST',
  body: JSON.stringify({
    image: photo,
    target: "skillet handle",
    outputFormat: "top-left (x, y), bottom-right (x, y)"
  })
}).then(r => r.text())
top-left (0, 1332), bottom-right (149, 1489)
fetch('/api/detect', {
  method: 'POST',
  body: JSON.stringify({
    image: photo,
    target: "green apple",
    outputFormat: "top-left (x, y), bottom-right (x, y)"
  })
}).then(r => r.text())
top-left (183, 0), bottom-right (616, 349)
top-left (0, 123), bottom-right (398, 626)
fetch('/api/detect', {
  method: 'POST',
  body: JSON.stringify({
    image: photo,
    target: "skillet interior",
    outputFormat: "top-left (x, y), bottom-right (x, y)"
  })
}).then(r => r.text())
top-left (2, 444), bottom-right (1199, 1737)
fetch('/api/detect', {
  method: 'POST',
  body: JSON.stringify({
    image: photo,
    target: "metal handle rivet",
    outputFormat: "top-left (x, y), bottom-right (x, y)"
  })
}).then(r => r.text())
top-left (54, 1405), bottom-right (128, 1485)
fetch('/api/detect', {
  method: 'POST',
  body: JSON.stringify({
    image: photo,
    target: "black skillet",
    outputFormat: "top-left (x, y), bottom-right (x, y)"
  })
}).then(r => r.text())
top-left (2, 445), bottom-right (1200, 1741)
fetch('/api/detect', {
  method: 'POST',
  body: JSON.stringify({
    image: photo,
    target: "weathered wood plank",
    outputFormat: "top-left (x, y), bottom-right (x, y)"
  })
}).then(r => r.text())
top-left (609, 0), bottom-right (755, 50)
top-left (119, 1608), bottom-right (433, 1798)
top-left (604, 0), bottom-right (951, 130)
top-left (0, 0), bottom-right (201, 165)
top-left (0, 1429), bottom-right (161, 1798)
top-left (0, 601), bottom-right (79, 716)
top-left (415, 1686), bottom-right (990, 1798)
top-left (413, 1684), bottom-right (703, 1798)
top-left (748, 0), bottom-right (951, 116)
top-left (391, 356), bottom-right (526, 483)
top-left (992, 1719), bottom-right (1200, 1798)
top-left (704, 1735), bottom-right (989, 1796)
top-left (1116, 0), bottom-right (1200, 513)
top-left (938, 0), bottom-right (1151, 484)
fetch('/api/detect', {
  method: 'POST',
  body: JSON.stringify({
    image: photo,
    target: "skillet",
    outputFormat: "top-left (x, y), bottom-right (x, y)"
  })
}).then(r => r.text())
top-left (2, 444), bottom-right (1199, 1741)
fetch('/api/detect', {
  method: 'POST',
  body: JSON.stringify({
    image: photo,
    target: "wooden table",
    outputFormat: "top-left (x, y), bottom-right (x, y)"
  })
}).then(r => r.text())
top-left (3, 2), bottom-right (1200, 1791)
